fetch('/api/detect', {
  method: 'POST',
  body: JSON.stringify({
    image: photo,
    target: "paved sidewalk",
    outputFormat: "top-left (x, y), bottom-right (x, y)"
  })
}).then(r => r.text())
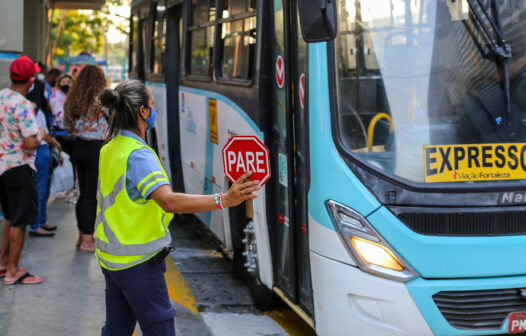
top-left (0, 200), bottom-right (312, 336)
top-left (0, 199), bottom-right (105, 336)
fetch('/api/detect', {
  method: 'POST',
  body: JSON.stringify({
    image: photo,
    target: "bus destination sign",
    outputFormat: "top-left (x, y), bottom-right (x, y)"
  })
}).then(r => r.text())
top-left (424, 143), bottom-right (526, 183)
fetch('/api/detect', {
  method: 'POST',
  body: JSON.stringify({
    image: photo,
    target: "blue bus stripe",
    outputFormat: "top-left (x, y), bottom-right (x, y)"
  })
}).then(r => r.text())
top-left (0, 52), bottom-right (19, 60)
top-left (145, 81), bottom-right (166, 88)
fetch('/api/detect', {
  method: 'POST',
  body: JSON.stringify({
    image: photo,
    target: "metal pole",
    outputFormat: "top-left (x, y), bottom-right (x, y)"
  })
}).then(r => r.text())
top-left (46, 0), bottom-right (56, 66)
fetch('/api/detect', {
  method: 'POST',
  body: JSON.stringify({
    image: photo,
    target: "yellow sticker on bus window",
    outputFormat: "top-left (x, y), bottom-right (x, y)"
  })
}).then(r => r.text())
top-left (424, 143), bottom-right (526, 183)
top-left (209, 98), bottom-right (218, 144)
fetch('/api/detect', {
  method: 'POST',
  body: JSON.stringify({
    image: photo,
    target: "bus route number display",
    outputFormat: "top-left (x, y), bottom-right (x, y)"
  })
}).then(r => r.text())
top-left (424, 143), bottom-right (526, 183)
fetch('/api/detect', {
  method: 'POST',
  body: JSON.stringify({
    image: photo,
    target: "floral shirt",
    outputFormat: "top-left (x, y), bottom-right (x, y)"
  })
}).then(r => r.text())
top-left (50, 89), bottom-right (66, 129)
top-left (0, 88), bottom-right (39, 174)
top-left (65, 108), bottom-right (109, 141)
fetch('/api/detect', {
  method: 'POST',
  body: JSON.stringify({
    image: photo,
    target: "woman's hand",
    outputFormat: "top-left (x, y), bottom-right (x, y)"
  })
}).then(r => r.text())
top-left (222, 172), bottom-right (261, 208)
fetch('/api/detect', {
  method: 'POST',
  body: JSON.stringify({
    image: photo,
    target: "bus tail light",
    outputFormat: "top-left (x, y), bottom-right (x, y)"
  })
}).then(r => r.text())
top-left (326, 200), bottom-right (417, 282)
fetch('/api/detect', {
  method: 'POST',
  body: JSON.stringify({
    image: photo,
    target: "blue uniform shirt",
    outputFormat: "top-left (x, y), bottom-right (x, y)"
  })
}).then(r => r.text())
top-left (120, 130), bottom-right (170, 201)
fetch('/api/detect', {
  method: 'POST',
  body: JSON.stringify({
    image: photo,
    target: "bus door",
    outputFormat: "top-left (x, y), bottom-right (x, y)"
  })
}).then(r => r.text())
top-left (270, 0), bottom-right (313, 315)
top-left (165, 1), bottom-right (185, 191)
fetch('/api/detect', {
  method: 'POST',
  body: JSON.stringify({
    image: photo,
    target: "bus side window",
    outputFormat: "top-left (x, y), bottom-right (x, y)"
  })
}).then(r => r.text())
top-left (187, 0), bottom-right (216, 77)
top-left (151, 1), bottom-right (167, 76)
top-left (218, 1), bottom-right (257, 81)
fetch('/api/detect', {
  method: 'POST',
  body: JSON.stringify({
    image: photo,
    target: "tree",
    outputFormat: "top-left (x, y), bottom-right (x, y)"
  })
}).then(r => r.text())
top-left (48, 0), bottom-right (131, 64)
top-left (50, 10), bottom-right (104, 60)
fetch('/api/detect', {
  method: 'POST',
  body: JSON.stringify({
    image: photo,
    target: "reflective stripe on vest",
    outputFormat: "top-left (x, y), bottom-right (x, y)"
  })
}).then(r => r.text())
top-left (96, 250), bottom-right (154, 270)
top-left (138, 173), bottom-right (167, 196)
top-left (95, 175), bottom-right (171, 257)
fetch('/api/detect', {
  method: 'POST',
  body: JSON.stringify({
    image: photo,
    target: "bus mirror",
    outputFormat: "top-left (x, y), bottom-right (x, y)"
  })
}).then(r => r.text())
top-left (297, 0), bottom-right (337, 42)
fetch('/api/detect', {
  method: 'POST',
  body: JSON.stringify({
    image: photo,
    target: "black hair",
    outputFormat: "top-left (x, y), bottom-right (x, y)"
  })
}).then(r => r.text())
top-left (57, 72), bottom-right (73, 87)
top-left (10, 77), bottom-right (30, 85)
top-left (99, 80), bottom-right (149, 141)
top-left (47, 68), bottom-right (61, 77)
top-left (37, 61), bottom-right (47, 73)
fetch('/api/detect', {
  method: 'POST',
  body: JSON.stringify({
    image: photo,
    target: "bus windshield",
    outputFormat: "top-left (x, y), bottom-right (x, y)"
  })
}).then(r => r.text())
top-left (335, 0), bottom-right (526, 183)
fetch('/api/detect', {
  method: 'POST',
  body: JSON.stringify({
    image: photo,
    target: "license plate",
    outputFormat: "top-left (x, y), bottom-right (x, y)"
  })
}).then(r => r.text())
top-left (508, 312), bottom-right (526, 334)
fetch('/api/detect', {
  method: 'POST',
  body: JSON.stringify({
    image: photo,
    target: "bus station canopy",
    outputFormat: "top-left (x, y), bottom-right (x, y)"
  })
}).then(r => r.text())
top-left (54, 0), bottom-right (106, 10)
top-left (57, 52), bottom-right (108, 66)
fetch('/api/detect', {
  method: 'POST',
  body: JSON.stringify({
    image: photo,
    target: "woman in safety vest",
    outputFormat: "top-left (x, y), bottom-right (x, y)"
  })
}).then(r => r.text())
top-left (97, 80), bottom-right (260, 335)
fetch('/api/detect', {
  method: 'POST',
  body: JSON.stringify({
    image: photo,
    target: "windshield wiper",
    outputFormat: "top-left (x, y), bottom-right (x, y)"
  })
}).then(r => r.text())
top-left (465, 0), bottom-right (512, 128)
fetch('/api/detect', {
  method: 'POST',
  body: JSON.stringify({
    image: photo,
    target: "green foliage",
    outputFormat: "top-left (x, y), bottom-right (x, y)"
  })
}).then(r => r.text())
top-left (50, 10), bottom-right (105, 59)
top-left (49, 0), bottom-right (131, 62)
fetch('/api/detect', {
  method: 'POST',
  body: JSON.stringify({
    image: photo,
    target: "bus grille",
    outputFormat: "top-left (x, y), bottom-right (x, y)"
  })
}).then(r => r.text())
top-left (433, 289), bottom-right (526, 330)
top-left (390, 207), bottom-right (526, 236)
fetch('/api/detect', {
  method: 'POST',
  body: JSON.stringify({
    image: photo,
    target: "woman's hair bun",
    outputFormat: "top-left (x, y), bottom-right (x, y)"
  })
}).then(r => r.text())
top-left (100, 88), bottom-right (120, 109)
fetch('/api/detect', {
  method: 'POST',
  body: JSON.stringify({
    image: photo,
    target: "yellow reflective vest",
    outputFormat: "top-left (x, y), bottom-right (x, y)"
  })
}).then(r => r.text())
top-left (95, 134), bottom-right (173, 270)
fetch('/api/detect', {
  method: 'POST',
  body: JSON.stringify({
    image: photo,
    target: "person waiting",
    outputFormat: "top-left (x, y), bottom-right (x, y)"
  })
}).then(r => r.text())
top-left (50, 72), bottom-right (74, 157)
top-left (64, 65), bottom-right (109, 252)
top-left (26, 84), bottom-right (62, 237)
top-left (0, 56), bottom-right (45, 285)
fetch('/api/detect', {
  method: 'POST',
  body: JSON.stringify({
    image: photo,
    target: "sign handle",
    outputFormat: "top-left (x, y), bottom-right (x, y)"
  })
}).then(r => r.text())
top-left (246, 199), bottom-right (254, 218)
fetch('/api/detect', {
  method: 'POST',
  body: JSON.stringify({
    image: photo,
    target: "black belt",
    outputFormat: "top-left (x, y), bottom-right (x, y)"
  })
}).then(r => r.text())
top-left (148, 246), bottom-right (175, 266)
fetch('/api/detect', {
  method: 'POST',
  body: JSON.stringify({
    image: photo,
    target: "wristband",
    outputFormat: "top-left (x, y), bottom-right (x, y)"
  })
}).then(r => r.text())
top-left (214, 193), bottom-right (224, 210)
top-left (219, 193), bottom-right (225, 209)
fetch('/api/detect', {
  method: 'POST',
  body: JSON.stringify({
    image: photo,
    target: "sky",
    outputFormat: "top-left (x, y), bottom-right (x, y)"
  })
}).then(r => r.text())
top-left (106, 3), bottom-right (131, 44)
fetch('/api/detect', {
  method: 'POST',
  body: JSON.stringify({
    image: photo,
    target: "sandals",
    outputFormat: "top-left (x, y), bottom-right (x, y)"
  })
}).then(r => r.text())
top-left (29, 230), bottom-right (55, 237)
top-left (3, 272), bottom-right (42, 285)
top-left (0, 267), bottom-right (26, 278)
top-left (79, 243), bottom-right (96, 252)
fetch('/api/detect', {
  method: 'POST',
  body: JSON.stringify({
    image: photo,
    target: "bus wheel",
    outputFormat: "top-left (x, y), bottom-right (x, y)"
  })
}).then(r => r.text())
top-left (244, 268), bottom-right (282, 310)
top-left (242, 222), bottom-right (282, 310)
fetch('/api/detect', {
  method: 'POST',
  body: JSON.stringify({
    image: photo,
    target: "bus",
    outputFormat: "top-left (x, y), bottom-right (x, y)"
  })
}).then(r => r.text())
top-left (129, 0), bottom-right (526, 335)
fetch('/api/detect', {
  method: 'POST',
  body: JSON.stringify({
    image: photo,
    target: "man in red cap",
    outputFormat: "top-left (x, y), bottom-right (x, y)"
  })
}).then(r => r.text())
top-left (0, 55), bottom-right (45, 285)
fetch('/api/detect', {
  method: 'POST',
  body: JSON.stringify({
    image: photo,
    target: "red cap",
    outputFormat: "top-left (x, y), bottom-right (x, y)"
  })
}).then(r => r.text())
top-left (9, 56), bottom-right (41, 81)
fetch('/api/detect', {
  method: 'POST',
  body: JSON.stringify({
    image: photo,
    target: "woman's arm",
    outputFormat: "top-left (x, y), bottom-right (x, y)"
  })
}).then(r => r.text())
top-left (42, 133), bottom-right (62, 150)
top-left (23, 129), bottom-right (45, 150)
top-left (150, 172), bottom-right (261, 213)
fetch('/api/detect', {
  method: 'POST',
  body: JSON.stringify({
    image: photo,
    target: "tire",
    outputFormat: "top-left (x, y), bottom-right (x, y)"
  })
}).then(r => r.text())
top-left (230, 201), bottom-right (282, 310)
top-left (232, 247), bottom-right (245, 280)
top-left (244, 265), bottom-right (282, 310)
top-left (230, 202), bottom-right (250, 281)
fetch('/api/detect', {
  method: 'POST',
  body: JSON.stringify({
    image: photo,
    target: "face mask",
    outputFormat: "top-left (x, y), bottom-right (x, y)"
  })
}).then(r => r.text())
top-left (37, 73), bottom-right (45, 81)
top-left (146, 108), bottom-right (157, 131)
top-left (60, 85), bottom-right (70, 94)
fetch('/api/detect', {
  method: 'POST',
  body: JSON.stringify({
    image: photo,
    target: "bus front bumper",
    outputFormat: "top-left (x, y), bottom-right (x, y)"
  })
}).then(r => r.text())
top-left (311, 250), bottom-right (526, 335)
top-left (310, 251), bottom-right (433, 336)
top-left (408, 274), bottom-right (526, 336)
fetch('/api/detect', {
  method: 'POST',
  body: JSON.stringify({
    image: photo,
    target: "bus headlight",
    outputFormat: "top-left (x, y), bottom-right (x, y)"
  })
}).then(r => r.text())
top-left (326, 200), bottom-right (417, 282)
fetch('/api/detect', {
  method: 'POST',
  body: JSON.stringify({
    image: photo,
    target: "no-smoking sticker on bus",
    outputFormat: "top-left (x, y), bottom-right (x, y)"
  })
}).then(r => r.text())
top-left (276, 56), bottom-right (284, 88)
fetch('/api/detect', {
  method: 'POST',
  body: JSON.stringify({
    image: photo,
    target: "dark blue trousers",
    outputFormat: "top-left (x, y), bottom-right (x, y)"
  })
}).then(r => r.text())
top-left (101, 260), bottom-right (176, 336)
top-left (30, 144), bottom-right (51, 231)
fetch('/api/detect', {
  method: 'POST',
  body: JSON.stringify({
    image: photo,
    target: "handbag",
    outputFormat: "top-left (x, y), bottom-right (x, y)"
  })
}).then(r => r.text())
top-left (50, 147), bottom-right (61, 171)
top-left (49, 152), bottom-right (74, 195)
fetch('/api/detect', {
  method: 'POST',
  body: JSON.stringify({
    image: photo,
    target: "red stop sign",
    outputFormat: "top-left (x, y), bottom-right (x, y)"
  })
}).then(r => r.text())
top-left (222, 136), bottom-right (271, 186)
